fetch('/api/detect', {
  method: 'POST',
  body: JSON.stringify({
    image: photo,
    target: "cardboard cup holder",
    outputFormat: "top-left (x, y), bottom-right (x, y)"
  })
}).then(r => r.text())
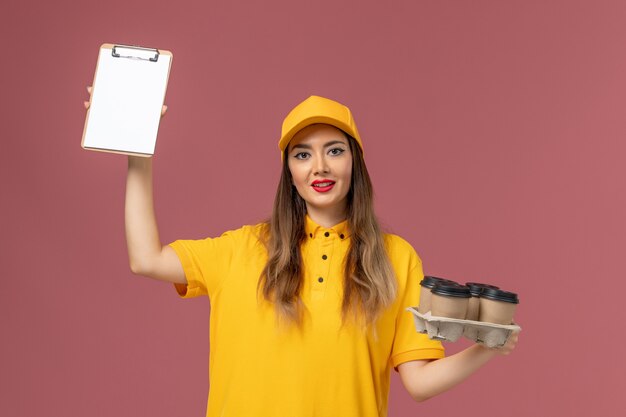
top-left (406, 307), bottom-right (521, 348)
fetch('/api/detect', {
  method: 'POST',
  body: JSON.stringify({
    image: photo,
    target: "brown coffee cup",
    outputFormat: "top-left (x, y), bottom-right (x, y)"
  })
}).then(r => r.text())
top-left (478, 288), bottom-right (519, 325)
top-left (419, 276), bottom-right (456, 314)
top-left (430, 283), bottom-right (471, 319)
top-left (465, 282), bottom-right (500, 321)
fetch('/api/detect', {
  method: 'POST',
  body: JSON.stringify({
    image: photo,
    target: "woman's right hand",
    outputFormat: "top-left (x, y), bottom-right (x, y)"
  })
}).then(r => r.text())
top-left (83, 86), bottom-right (168, 116)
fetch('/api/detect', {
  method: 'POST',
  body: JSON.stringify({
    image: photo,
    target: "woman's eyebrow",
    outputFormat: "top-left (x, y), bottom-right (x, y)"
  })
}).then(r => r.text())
top-left (323, 140), bottom-right (347, 148)
top-left (291, 143), bottom-right (312, 151)
top-left (291, 140), bottom-right (347, 152)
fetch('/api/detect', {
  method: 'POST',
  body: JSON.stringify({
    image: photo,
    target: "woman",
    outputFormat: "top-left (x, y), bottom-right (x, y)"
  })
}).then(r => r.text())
top-left (113, 95), bottom-right (518, 416)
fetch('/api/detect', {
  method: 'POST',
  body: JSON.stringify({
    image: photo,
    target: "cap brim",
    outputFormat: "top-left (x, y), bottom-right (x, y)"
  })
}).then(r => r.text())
top-left (279, 116), bottom-right (357, 153)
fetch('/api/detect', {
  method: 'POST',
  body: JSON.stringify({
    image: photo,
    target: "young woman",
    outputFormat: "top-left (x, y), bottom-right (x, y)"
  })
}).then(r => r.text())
top-left (102, 94), bottom-right (518, 416)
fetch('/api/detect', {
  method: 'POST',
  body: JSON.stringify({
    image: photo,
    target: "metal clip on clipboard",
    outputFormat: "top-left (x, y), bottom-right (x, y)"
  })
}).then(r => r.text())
top-left (111, 44), bottom-right (160, 62)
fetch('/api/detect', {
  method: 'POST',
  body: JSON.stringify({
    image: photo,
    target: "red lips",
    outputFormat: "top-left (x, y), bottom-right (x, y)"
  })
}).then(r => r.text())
top-left (311, 179), bottom-right (336, 193)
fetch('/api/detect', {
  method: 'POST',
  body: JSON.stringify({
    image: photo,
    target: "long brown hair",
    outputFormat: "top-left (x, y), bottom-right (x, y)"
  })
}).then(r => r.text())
top-left (259, 134), bottom-right (397, 326)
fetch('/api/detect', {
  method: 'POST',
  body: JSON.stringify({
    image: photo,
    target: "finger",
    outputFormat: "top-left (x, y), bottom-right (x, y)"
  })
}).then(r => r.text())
top-left (485, 331), bottom-right (517, 354)
top-left (502, 333), bottom-right (518, 352)
top-left (87, 86), bottom-right (92, 94)
top-left (161, 105), bottom-right (168, 116)
top-left (84, 101), bottom-right (90, 109)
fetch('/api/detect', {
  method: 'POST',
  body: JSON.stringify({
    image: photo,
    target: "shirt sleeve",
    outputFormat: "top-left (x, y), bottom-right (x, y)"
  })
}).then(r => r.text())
top-left (168, 229), bottom-right (239, 299)
top-left (390, 255), bottom-right (445, 370)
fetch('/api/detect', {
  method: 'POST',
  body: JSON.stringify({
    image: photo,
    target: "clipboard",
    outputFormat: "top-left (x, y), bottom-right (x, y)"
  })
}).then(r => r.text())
top-left (81, 43), bottom-right (173, 156)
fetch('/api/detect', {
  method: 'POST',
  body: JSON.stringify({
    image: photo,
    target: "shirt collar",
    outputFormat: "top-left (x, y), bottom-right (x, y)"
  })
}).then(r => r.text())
top-left (304, 214), bottom-right (350, 240)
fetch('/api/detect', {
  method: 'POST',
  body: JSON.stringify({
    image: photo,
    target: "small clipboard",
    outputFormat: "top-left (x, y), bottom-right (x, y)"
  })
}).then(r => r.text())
top-left (81, 43), bottom-right (173, 156)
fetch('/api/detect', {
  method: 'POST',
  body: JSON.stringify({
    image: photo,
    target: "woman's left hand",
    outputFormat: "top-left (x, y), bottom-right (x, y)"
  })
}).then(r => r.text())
top-left (485, 330), bottom-right (519, 355)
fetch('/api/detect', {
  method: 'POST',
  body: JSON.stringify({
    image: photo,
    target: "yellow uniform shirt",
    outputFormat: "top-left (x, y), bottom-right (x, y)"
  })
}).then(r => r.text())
top-left (169, 216), bottom-right (444, 417)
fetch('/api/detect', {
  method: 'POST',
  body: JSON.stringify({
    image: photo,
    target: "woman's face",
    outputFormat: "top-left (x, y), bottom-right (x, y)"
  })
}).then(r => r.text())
top-left (287, 124), bottom-right (353, 219)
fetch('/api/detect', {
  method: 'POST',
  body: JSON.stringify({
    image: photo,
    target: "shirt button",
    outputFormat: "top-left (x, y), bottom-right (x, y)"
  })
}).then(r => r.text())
top-left (322, 254), bottom-right (327, 260)
top-left (324, 232), bottom-right (330, 237)
top-left (318, 277), bottom-right (324, 283)
top-left (309, 233), bottom-right (313, 238)
top-left (340, 234), bottom-right (345, 239)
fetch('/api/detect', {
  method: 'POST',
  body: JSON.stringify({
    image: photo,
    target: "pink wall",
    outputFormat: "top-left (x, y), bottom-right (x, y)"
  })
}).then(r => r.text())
top-left (2, 1), bottom-right (624, 416)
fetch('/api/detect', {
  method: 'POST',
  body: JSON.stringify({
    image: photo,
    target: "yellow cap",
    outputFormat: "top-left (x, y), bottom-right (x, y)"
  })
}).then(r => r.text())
top-left (278, 96), bottom-right (363, 156)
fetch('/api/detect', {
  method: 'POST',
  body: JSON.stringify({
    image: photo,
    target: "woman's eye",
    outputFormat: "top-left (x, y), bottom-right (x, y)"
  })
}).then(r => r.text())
top-left (294, 152), bottom-right (310, 160)
top-left (329, 148), bottom-right (345, 156)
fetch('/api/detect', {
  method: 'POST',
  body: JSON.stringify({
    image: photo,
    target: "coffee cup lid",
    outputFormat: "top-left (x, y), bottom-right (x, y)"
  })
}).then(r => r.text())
top-left (431, 283), bottom-right (471, 298)
top-left (465, 282), bottom-right (500, 296)
top-left (481, 288), bottom-right (519, 304)
top-left (420, 276), bottom-right (455, 289)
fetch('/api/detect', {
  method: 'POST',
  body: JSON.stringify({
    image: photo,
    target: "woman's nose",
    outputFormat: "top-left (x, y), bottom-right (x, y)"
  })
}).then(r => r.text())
top-left (313, 155), bottom-right (329, 175)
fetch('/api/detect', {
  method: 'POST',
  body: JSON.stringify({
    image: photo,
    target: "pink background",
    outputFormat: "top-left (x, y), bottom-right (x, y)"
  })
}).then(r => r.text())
top-left (2, 1), bottom-right (624, 415)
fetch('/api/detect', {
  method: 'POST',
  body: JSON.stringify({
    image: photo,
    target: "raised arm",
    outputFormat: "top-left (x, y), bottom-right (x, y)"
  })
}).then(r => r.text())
top-left (397, 332), bottom-right (519, 402)
top-left (84, 86), bottom-right (184, 284)
top-left (125, 156), bottom-right (186, 284)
